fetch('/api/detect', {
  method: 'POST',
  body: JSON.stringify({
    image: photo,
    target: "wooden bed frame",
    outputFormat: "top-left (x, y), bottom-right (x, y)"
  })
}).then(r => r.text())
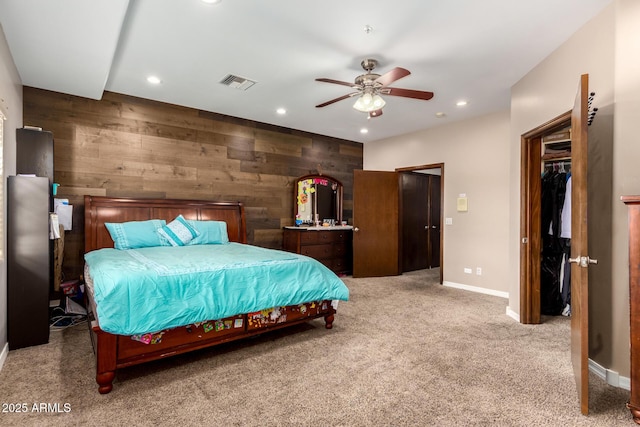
top-left (84, 196), bottom-right (336, 394)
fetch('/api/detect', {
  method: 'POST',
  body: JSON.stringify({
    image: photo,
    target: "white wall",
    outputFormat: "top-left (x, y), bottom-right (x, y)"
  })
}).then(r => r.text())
top-left (509, 3), bottom-right (637, 376)
top-left (611, 0), bottom-right (640, 377)
top-left (0, 22), bottom-right (23, 369)
top-left (367, 1), bottom-right (638, 379)
top-left (365, 110), bottom-right (511, 294)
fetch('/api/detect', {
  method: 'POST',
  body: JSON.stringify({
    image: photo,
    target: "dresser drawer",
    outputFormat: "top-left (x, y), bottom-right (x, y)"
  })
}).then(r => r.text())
top-left (300, 231), bottom-right (320, 245)
top-left (300, 230), bottom-right (349, 244)
top-left (282, 228), bottom-right (352, 275)
top-left (301, 243), bottom-right (335, 259)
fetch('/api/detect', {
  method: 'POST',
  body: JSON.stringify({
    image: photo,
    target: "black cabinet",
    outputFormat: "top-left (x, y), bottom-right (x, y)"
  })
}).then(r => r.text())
top-left (16, 127), bottom-right (54, 208)
top-left (7, 176), bottom-right (50, 349)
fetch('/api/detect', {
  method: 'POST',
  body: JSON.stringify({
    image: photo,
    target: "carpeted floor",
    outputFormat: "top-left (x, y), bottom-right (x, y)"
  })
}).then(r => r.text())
top-left (0, 269), bottom-right (633, 426)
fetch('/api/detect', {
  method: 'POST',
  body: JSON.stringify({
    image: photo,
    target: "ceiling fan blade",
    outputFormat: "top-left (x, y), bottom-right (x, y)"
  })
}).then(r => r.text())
top-left (315, 92), bottom-right (358, 108)
top-left (315, 78), bottom-right (357, 88)
top-left (384, 87), bottom-right (434, 101)
top-left (375, 67), bottom-right (411, 87)
top-left (368, 109), bottom-right (383, 118)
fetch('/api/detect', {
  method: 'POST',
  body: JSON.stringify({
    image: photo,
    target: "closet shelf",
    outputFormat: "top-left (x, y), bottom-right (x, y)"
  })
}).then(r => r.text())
top-left (542, 152), bottom-right (571, 161)
top-left (543, 138), bottom-right (571, 145)
top-left (542, 129), bottom-right (571, 143)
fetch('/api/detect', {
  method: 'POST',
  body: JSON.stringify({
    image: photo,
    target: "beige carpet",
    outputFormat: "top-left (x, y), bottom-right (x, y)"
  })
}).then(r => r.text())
top-left (0, 269), bottom-right (633, 426)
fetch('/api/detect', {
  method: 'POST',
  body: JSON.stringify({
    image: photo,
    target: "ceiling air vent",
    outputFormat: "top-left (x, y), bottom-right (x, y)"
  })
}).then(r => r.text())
top-left (219, 74), bottom-right (256, 90)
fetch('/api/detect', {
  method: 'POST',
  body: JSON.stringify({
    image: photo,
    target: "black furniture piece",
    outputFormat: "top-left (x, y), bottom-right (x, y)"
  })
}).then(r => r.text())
top-left (7, 127), bottom-right (55, 349)
top-left (7, 176), bottom-right (50, 349)
top-left (16, 127), bottom-right (54, 206)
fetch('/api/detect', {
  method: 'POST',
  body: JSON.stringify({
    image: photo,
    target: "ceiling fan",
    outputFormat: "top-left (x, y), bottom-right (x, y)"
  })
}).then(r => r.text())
top-left (315, 59), bottom-right (434, 118)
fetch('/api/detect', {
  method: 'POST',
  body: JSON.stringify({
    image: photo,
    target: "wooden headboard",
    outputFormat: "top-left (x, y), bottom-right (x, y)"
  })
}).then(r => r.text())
top-left (84, 196), bottom-right (247, 252)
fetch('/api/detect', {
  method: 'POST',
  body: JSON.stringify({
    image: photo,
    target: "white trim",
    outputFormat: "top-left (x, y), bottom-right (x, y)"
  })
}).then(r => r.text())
top-left (442, 280), bottom-right (509, 299)
top-left (506, 306), bottom-right (520, 322)
top-left (589, 358), bottom-right (630, 390)
top-left (443, 280), bottom-right (630, 390)
top-left (0, 342), bottom-right (8, 372)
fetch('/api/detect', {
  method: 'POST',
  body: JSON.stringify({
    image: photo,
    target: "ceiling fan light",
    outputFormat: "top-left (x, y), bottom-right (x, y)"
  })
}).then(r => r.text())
top-left (353, 93), bottom-right (385, 112)
top-left (372, 94), bottom-right (385, 108)
top-left (353, 96), bottom-right (368, 112)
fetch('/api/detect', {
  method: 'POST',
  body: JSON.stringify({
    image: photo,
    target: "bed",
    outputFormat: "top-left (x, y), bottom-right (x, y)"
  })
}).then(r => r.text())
top-left (83, 195), bottom-right (349, 394)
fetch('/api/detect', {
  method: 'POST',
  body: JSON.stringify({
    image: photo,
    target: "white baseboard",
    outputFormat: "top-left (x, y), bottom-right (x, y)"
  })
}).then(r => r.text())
top-left (505, 306), bottom-right (520, 322)
top-left (589, 358), bottom-right (631, 390)
top-left (0, 342), bottom-right (8, 373)
top-left (445, 280), bottom-right (631, 391)
top-left (442, 280), bottom-right (509, 299)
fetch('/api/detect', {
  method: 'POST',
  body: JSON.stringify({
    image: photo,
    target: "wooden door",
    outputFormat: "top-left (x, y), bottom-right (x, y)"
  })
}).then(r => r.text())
top-left (352, 170), bottom-right (400, 278)
top-left (570, 73), bottom-right (591, 415)
top-left (428, 175), bottom-right (441, 268)
top-left (519, 74), bottom-right (591, 414)
top-left (401, 172), bottom-right (429, 272)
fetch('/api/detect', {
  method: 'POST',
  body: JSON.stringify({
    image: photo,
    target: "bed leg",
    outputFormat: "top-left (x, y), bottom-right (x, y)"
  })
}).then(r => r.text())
top-left (97, 372), bottom-right (115, 394)
top-left (94, 326), bottom-right (117, 394)
top-left (324, 312), bottom-right (335, 329)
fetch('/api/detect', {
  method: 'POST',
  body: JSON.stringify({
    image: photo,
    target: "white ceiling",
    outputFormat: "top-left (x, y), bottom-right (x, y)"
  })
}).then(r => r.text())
top-left (0, 0), bottom-right (611, 143)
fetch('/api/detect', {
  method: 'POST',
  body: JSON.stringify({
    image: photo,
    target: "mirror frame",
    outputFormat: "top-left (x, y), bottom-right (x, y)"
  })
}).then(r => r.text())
top-left (294, 174), bottom-right (343, 225)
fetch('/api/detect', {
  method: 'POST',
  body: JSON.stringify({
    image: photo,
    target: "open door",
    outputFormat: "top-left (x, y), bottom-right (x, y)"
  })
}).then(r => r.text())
top-left (569, 73), bottom-right (593, 415)
top-left (352, 170), bottom-right (400, 278)
top-left (520, 74), bottom-right (592, 415)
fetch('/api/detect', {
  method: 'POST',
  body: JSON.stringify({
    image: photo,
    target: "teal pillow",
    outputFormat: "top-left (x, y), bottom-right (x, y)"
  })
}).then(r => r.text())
top-left (105, 219), bottom-right (166, 250)
top-left (157, 215), bottom-right (201, 246)
top-left (186, 220), bottom-right (229, 245)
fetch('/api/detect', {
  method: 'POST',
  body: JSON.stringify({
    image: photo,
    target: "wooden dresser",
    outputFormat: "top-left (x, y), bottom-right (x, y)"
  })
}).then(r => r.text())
top-left (283, 227), bottom-right (352, 275)
top-left (622, 195), bottom-right (640, 425)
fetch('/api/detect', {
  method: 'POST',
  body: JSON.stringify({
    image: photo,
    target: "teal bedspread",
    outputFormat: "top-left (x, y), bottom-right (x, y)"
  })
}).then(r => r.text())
top-left (84, 243), bottom-right (349, 335)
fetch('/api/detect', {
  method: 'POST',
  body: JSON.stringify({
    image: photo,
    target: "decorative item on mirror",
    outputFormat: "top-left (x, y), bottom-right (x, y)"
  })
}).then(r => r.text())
top-left (294, 174), bottom-right (343, 226)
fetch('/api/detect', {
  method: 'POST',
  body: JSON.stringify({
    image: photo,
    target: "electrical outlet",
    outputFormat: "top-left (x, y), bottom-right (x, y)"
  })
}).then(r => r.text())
top-left (476, 267), bottom-right (482, 276)
top-left (464, 268), bottom-right (472, 274)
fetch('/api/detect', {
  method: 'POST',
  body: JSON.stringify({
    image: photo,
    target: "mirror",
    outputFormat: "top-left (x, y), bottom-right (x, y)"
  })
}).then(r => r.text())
top-left (294, 174), bottom-right (343, 226)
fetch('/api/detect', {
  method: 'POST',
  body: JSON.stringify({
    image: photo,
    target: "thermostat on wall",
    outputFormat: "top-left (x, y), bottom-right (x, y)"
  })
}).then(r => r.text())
top-left (457, 196), bottom-right (468, 212)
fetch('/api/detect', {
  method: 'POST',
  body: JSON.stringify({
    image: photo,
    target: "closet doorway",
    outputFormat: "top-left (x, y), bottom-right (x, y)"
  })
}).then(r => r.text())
top-left (519, 110), bottom-right (572, 324)
top-left (520, 74), bottom-right (592, 415)
top-left (396, 163), bottom-right (444, 284)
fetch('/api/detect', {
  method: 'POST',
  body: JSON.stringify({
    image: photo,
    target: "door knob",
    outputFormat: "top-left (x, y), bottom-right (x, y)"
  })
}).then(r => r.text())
top-left (354, 227), bottom-right (359, 233)
top-left (568, 255), bottom-right (598, 268)
top-left (424, 225), bottom-right (428, 230)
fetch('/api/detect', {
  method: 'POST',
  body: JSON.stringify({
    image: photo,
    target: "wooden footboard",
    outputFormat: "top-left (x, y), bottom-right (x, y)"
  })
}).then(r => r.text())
top-left (88, 299), bottom-right (335, 394)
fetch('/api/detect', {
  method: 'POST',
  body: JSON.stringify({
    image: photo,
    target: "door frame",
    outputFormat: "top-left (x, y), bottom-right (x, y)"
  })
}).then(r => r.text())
top-left (396, 162), bottom-right (444, 284)
top-left (519, 110), bottom-right (571, 324)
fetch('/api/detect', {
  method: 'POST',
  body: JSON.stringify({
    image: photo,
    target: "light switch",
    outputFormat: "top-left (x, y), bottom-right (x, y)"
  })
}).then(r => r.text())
top-left (445, 217), bottom-right (453, 225)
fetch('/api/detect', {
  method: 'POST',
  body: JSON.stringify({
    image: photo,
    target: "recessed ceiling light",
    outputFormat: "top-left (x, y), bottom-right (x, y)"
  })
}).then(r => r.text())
top-left (360, 128), bottom-right (369, 134)
top-left (456, 100), bottom-right (468, 107)
top-left (435, 112), bottom-right (446, 118)
top-left (202, 0), bottom-right (221, 4)
top-left (276, 108), bottom-right (286, 115)
top-left (146, 76), bottom-right (162, 85)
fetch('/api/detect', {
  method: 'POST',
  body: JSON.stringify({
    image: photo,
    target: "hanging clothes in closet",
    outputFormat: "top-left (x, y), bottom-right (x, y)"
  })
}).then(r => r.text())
top-left (540, 163), bottom-right (571, 316)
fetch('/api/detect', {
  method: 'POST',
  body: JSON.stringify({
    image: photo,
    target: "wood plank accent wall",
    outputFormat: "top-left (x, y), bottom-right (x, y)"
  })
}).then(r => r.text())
top-left (23, 87), bottom-right (363, 280)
